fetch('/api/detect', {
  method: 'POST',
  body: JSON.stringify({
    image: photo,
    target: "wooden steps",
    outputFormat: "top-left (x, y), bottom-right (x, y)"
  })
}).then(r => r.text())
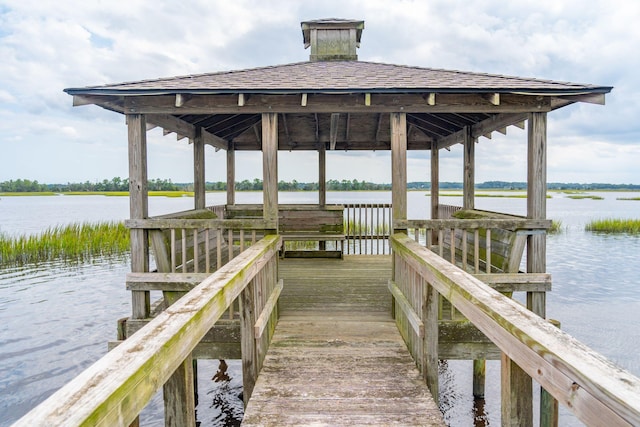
top-left (242, 256), bottom-right (445, 426)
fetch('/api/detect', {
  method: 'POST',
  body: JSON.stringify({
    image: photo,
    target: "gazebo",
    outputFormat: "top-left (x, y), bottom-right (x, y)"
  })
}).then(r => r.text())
top-left (58, 18), bottom-right (617, 426)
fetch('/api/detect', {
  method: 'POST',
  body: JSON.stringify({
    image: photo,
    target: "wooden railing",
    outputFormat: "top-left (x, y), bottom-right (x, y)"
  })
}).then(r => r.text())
top-left (344, 203), bottom-right (392, 255)
top-left (390, 233), bottom-right (640, 426)
top-left (13, 235), bottom-right (282, 427)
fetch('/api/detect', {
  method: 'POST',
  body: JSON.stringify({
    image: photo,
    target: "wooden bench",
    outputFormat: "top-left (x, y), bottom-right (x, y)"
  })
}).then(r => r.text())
top-left (279, 205), bottom-right (345, 258)
top-left (440, 209), bottom-right (529, 274)
top-left (225, 204), bottom-right (345, 258)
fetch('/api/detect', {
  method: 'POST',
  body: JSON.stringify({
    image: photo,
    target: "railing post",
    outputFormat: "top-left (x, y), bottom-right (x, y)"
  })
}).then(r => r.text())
top-left (423, 280), bottom-right (439, 403)
top-left (540, 319), bottom-right (561, 427)
top-left (240, 277), bottom-right (258, 406)
top-left (164, 354), bottom-right (196, 427)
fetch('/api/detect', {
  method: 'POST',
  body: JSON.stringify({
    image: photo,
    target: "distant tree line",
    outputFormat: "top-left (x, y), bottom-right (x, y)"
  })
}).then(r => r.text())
top-left (1, 178), bottom-right (639, 193)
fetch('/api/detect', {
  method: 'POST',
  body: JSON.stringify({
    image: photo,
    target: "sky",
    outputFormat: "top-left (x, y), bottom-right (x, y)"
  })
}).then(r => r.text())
top-left (0, 0), bottom-right (639, 185)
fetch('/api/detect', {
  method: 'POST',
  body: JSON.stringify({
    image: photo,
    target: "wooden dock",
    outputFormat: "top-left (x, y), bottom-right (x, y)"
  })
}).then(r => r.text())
top-left (242, 256), bottom-right (445, 426)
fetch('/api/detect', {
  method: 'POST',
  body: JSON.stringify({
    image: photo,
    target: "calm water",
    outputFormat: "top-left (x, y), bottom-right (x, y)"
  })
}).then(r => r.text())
top-left (1, 191), bottom-right (639, 426)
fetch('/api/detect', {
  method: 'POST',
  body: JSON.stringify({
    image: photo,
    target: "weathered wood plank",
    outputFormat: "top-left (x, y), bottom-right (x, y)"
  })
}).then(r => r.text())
top-left (388, 281), bottom-right (424, 337)
top-left (244, 255), bottom-right (444, 426)
top-left (123, 93), bottom-right (552, 114)
top-left (254, 279), bottom-right (283, 339)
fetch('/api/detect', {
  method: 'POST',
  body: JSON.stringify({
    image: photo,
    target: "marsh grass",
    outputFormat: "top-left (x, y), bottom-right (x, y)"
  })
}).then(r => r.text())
top-left (617, 197), bottom-right (640, 201)
top-left (567, 195), bottom-right (604, 200)
top-left (585, 218), bottom-right (640, 234)
top-left (0, 221), bottom-right (130, 265)
top-left (548, 220), bottom-right (564, 234)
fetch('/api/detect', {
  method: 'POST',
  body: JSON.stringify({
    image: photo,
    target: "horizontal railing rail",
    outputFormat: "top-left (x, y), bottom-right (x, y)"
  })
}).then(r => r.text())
top-left (390, 233), bottom-right (640, 426)
top-left (13, 235), bottom-right (282, 427)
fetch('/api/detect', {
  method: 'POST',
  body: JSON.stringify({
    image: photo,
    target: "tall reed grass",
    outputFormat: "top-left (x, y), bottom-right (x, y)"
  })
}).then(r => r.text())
top-left (585, 218), bottom-right (640, 234)
top-left (0, 221), bottom-right (130, 265)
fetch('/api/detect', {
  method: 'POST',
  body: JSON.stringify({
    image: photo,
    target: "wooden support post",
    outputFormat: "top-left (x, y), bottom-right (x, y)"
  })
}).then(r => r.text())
top-left (464, 126), bottom-right (485, 399)
top-left (127, 114), bottom-right (150, 319)
top-left (540, 319), bottom-right (561, 427)
top-left (193, 127), bottom-right (205, 210)
top-left (319, 143), bottom-right (326, 207)
top-left (463, 126), bottom-right (475, 210)
top-left (227, 145), bottom-right (235, 206)
top-left (240, 280), bottom-right (257, 406)
top-left (423, 281), bottom-right (439, 403)
top-left (501, 113), bottom-right (548, 427)
top-left (319, 143), bottom-right (327, 250)
top-left (391, 113), bottom-right (407, 229)
top-left (262, 113), bottom-right (278, 225)
top-left (163, 354), bottom-right (196, 427)
top-left (527, 112), bottom-right (548, 317)
top-left (473, 359), bottom-right (486, 398)
top-left (430, 141), bottom-right (439, 220)
top-left (501, 352), bottom-right (533, 427)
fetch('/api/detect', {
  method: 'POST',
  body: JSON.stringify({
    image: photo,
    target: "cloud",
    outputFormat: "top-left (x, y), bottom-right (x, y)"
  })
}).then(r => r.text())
top-left (0, 0), bottom-right (638, 183)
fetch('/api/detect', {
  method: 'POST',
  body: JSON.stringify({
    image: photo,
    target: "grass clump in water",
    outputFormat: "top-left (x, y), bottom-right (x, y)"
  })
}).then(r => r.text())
top-left (0, 221), bottom-right (130, 265)
top-left (567, 194), bottom-right (604, 200)
top-left (585, 218), bottom-right (640, 234)
top-left (548, 220), bottom-right (564, 234)
top-left (617, 197), bottom-right (640, 201)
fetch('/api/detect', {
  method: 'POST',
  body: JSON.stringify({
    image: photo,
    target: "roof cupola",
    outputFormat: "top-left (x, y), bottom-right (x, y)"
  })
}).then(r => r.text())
top-left (301, 19), bottom-right (364, 62)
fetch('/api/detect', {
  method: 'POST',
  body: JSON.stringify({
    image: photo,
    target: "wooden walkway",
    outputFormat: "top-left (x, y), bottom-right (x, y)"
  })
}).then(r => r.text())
top-left (242, 256), bottom-right (445, 426)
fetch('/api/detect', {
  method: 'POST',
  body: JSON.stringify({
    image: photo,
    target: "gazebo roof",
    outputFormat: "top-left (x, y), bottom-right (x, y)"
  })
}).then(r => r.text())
top-left (64, 21), bottom-right (612, 152)
top-left (65, 60), bottom-right (608, 95)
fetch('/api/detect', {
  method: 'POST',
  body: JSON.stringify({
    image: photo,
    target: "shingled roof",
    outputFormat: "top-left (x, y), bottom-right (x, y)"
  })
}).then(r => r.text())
top-left (64, 19), bottom-right (612, 152)
top-left (65, 60), bottom-right (609, 96)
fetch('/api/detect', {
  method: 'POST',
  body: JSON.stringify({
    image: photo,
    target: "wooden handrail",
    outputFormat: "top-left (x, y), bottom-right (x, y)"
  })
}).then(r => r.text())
top-left (13, 235), bottom-right (281, 427)
top-left (391, 233), bottom-right (640, 426)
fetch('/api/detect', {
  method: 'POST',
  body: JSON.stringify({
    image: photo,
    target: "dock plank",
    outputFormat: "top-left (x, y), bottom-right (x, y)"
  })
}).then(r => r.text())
top-left (242, 256), bottom-right (445, 426)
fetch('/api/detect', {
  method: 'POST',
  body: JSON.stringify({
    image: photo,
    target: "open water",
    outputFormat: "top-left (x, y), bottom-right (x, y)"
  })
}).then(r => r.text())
top-left (1, 191), bottom-right (639, 426)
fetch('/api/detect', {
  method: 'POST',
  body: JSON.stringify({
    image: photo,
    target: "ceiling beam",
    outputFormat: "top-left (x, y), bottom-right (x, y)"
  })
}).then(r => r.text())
top-left (436, 112), bottom-right (529, 150)
top-left (123, 93), bottom-right (552, 115)
top-left (146, 114), bottom-right (228, 150)
top-left (330, 113), bottom-right (340, 150)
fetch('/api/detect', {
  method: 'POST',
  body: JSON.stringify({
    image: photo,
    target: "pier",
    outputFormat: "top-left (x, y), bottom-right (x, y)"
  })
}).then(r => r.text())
top-left (14, 17), bottom-right (640, 427)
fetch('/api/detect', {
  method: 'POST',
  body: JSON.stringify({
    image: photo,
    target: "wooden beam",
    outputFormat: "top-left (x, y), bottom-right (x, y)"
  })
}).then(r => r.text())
top-left (552, 93), bottom-right (606, 106)
top-left (345, 113), bottom-right (351, 144)
top-left (238, 94), bottom-right (247, 107)
top-left (463, 127), bottom-right (474, 210)
top-left (330, 113), bottom-right (340, 150)
top-left (437, 112), bottom-right (529, 149)
top-left (227, 146), bottom-right (235, 205)
top-left (391, 113), bottom-right (407, 225)
top-left (127, 114), bottom-right (150, 320)
top-left (123, 93), bottom-right (552, 115)
top-left (175, 94), bottom-right (192, 108)
top-left (313, 113), bottom-right (320, 144)
top-left (262, 113), bottom-right (278, 223)
top-left (193, 128), bottom-right (205, 210)
top-left (281, 113), bottom-right (295, 148)
top-left (301, 93), bottom-right (308, 107)
top-left (201, 129), bottom-right (228, 151)
top-left (72, 94), bottom-right (123, 110)
top-left (375, 113), bottom-right (383, 145)
top-left (484, 93), bottom-right (500, 106)
top-left (426, 93), bottom-right (436, 106)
